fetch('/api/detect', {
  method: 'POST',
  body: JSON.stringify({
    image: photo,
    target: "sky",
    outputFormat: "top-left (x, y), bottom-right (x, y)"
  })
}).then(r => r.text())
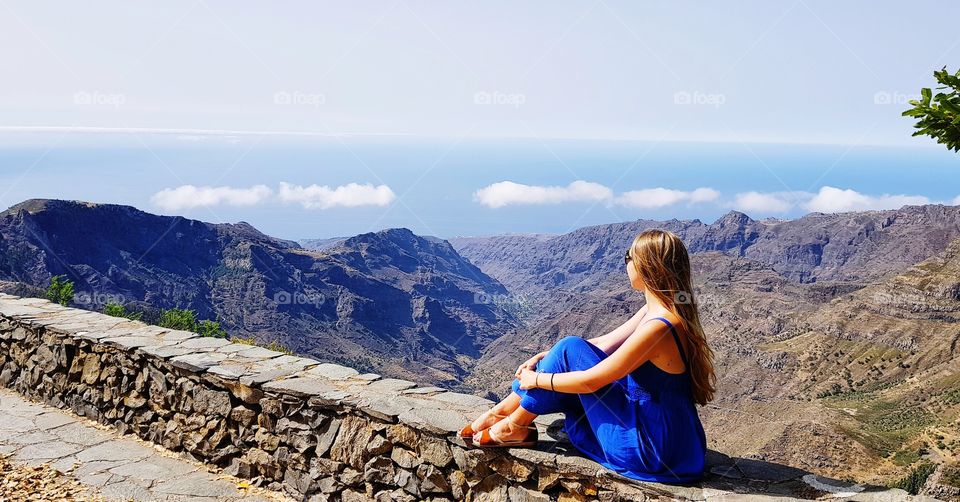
top-left (0, 1), bottom-right (958, 239)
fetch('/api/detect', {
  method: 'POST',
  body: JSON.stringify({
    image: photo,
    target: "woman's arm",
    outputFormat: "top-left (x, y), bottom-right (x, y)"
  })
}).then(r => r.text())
top-left (586, 305), bottom-right (648, 355)
top-left (516, 306), bottom-right (647, 378)
top-left (520, 318), bottom-right (668, 394)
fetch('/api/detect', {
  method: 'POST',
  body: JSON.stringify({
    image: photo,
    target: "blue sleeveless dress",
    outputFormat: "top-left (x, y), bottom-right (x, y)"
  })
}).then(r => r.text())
top-left (510, 317), bottom-right (707, 483)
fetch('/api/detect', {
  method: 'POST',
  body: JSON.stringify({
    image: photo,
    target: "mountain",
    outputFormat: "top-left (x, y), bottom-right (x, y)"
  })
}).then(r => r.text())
top-left (450, 205), bottom-right (960, 484)
top-left (300, 236), bottom-right (349, 251)
top-left (0, 199), bottom-right (518, 387)
top-left (450, 205), bottom-right (960, 291)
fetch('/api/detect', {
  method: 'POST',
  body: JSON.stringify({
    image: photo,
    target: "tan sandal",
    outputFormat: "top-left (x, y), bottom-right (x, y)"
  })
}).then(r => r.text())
top-left (459, 410), bottom-right (509, 440)
top-left (474, 417), bottom-right (539, 448)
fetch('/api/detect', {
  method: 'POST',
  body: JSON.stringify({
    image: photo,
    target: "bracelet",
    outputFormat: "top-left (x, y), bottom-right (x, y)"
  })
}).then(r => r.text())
top-left (535, 371), bottom-right (541, 389)
top-left (550, 373), bottom-right (556, 391)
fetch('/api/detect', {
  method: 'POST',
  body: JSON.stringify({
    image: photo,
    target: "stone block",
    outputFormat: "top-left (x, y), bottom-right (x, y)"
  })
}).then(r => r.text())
top-left (169, 352), bottom-right (227, 372)
top-left (398, 405), bottom-right (470, 435)
top-left (307, 362), bottom-right (360, 380)
top-left (262, 376), bottom-right (344, 400)
top-left (330, 415), bottom-right (375, 469)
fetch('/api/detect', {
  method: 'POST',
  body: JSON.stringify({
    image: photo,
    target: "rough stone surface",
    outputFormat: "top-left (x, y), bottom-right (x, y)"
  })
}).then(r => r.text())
top-left (0, 388), bottom-right (289, 502)
top-left (0, 294), bottom-right (919, 501)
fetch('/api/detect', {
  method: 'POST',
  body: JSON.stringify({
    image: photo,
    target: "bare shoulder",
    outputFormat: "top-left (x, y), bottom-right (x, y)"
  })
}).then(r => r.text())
top-left (643, 310), bottom-right (681, 329)
top-left (643, 311), bottom-right (689, 345)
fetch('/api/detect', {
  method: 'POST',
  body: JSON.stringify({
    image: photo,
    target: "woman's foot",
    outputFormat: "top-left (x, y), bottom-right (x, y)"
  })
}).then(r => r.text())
top-left (460, 408), bottom-right (510, 438)
top-left (473, 415), bottom-right (536, 445)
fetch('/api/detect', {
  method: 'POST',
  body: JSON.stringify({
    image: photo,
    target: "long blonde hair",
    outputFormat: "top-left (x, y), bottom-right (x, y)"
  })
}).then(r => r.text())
top-left (628, 229), bottom-right (716, 405)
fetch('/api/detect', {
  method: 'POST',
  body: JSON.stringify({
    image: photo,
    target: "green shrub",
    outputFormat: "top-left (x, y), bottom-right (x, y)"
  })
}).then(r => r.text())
top-left (891, 463), bottom-right (936, 495)
top-left (158, 308), bottom-right (198, 331)
top-left (892, 448), bottom-right (921, 467)
top-left (45, 275), bottom-right (75, 306)
top-left (103, 302), bottom-right (143, 321)
top-left (157, 307), bottom-right (228, 338)
top-left (196, 319), bottom-right (227, 338)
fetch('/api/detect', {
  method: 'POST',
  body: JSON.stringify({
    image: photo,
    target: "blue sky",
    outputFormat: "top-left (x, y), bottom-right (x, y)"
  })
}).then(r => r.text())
top-left (1, 1), bottom-right (959, 239)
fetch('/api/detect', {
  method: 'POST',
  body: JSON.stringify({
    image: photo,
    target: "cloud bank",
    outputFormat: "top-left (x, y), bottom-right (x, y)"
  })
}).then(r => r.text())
top-left (151, 182), bottom-right (395, 211)
top-left (151, 181), bottom-right (956, 218)
top-left (473, 181), bottom-right (612, 208)
top-left (277, 182), bottom-right (395, 209)
top-left (805, 186), bottom-right (930, 213)
top-left (731, 186), bottom-right (935, 214)
top-left (474, 180), bottom-right (717, 209)
top-left (151, 185), bottom-right (273, 211)
top-left (615, 187), bottom-right (719, 209)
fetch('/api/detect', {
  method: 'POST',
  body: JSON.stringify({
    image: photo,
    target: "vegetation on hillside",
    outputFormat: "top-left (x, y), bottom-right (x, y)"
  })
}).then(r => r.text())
top-left (103, 303), bottom-right (142, 321)
top-left (890, 462), bottom-right (936, 495)
top-left (44, 275), bottom-right (74, 306)
top-left (102, 302), bottom-right (293, 353)
top-left (103, 303), bottom-right (227, 338)
top-left (157, 308), bottom-right (227, 338)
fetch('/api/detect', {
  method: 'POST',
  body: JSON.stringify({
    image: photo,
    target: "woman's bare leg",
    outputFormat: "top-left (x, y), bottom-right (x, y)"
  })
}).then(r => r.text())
top-left (469, 391), bottom-right (522, 432)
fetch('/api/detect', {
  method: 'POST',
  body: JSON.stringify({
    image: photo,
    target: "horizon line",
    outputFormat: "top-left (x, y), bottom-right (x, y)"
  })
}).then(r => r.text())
top-left (0, 125), bottom-right (940, 149)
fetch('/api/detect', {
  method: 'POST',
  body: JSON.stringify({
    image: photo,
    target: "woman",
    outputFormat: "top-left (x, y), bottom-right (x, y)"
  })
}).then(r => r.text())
top-left (459, 229), bottom-right (716, 483)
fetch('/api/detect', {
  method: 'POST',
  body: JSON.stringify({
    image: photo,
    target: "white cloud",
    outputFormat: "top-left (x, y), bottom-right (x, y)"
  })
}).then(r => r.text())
top-left (732, 191), bottom-right (802, 213)
top-left (689, 187), bottom-right (722, 203)
top-left (278, 182), bottom-right (395, 209)
top-left (730, 186), bottom-right (935, 215)
top-left (615, 187), bottom-right (719, 209)
top-left (151, 185), bottom-right (272, 211)
top-left (474, 180), bottom-right (720, 209)
top-left (951, 194), bottom-right (960, 206)
top-left (473, 180), bottom-right (613, 208)
top-left (805, 186), bottom-right (929, 213)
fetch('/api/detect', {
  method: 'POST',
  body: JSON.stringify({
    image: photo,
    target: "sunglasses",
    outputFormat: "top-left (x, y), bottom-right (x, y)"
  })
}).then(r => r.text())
top-left (624, 249), bottom-right (632, 265)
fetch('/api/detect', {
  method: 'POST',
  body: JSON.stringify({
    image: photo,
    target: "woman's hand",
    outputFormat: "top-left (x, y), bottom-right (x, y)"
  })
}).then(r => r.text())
top-left (515, 351), bottom-right (548, 378)
top-left (518, 368), bottom-right (541, 390)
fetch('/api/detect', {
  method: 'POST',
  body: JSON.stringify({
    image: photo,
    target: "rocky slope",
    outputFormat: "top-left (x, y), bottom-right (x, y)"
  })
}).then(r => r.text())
top-left (0, 199), bottom-right (517, 387)
top-left (451, 205), bottom-right (960, 291)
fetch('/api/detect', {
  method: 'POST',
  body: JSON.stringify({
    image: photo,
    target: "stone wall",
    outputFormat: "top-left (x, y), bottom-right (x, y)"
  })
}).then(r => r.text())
top-left (0, 294), bottom-right (911, 501)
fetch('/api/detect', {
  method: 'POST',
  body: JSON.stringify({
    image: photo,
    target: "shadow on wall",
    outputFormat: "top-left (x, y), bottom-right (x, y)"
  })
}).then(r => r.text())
top-left (525, 418), bottom-right (902, 500)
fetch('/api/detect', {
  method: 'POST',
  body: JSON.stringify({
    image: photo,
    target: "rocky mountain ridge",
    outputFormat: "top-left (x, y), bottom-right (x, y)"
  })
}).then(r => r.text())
top-left (0, 199), bottom-right (517, 387)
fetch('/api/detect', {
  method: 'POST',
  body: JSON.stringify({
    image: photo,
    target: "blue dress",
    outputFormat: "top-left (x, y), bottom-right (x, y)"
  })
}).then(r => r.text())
top-left (510, 317), bottom-right (707, 483)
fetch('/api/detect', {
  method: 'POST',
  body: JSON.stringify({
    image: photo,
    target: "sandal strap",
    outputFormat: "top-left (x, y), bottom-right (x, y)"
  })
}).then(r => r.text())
top-left (489, 422), bottom-right (537, 444)
top-left (478, 428), bottom-right (496, 445)
top-left (507, 417), bottom-right (537, 429)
